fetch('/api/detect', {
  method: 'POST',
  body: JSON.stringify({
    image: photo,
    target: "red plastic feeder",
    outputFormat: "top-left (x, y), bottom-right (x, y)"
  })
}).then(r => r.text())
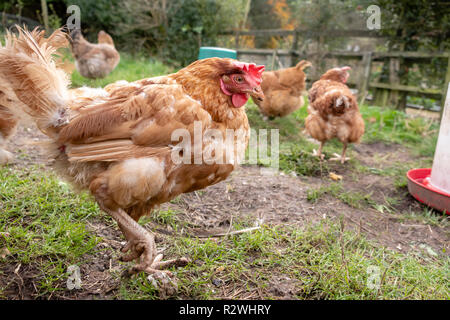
top-left (407, 84), bottom-right (450, 215)
top-left (407, 168), bottom-right (450, 215)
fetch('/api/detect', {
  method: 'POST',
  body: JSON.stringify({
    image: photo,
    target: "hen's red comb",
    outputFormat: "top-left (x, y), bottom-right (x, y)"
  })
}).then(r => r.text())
top-left (233, 61), bottom-right (265, 84)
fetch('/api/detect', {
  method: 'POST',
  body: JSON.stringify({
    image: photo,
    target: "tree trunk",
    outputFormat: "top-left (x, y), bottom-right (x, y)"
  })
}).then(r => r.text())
top-left (41, 0), bottom-right (49, 32)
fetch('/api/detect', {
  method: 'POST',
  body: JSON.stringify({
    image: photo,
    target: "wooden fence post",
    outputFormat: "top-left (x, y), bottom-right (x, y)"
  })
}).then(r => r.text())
top-left (388, 57), bottom-right (402, 109)
top-left (270, 49), bottom-right (277, 70)
top-left (358, 52), bottom-right (372, 105)
top-left (234, 30), bottom-right (240, 49)
top-left (291, 29), bottom-right (299, 67)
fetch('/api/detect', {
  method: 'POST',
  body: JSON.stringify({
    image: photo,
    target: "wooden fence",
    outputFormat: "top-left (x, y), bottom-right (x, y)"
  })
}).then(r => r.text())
top-left (220, 29), bottom-right (450, 111)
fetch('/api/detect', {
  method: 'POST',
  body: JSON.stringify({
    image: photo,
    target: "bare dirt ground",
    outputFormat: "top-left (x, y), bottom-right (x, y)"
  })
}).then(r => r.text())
top-left (1, 124), bottom-right (448, 299)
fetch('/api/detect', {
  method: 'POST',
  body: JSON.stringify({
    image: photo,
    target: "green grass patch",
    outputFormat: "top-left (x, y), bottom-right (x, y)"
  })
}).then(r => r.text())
top-left (306, 182), bottom-right (375, 209)
top-left (119, 221), bottom-right (449, 299)
top-left (360, 106), bottom-right (439, 157)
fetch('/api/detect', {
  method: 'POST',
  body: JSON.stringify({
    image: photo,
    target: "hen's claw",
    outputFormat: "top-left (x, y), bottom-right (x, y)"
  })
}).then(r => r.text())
top-left (119, 239), bottom-right (148, 262)
top-left (329, 153), bottom-right (350, 164)
top-left (120, 236), bottom-right (190, 275)
top-left (132, 256), bottom-right (190, 275)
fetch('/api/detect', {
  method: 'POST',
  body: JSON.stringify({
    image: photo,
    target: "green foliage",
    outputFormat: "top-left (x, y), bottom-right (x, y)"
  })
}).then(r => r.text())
top-left (69, 0), bottom-right (246, 66)
top-left (360, 106), bottom-right (439, 157)
top-left (290, 0), bottom-right (371, 29)
top-left (1, 0), bottom-right (245, 66)
top-left (374, 0), bottom-right (450, 51)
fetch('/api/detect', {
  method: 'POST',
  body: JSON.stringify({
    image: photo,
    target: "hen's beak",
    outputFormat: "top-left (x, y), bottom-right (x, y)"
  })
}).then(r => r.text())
top-left (249, 86), bottom-right (264, 102)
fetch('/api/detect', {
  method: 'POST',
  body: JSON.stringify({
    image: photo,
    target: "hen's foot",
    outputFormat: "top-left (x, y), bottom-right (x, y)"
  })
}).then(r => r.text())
top-left (329, 153), bottom-right (350, 164)
top-left (312, 149), bottom-right (325, 160)
top-left (120, 237), bottom-right (189, 276)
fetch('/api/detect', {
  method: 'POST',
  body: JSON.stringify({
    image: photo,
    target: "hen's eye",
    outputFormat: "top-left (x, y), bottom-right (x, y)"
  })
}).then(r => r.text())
top-left (234, 76), bottom-right (243, 83)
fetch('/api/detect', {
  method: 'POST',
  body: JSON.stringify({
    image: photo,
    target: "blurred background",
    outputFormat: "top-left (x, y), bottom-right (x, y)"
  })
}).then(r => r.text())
top-left (1, 0), bottom-right (449, 113)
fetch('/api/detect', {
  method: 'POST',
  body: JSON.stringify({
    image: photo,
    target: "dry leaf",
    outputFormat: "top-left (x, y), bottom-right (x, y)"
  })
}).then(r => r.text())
top-left (215, 266), bottom-right (225, 273)
top-left (329, 172), bottom-right (343, 181)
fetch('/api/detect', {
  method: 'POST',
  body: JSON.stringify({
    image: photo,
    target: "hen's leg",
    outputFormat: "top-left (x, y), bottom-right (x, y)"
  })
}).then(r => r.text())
top-left (330, 143), bottom-right (350, 164)
top-left (98, 200), bottom-right (188, 275)
top-left (312, 141), bottom-right (325, 160)
top-left (91, 181), bottom-right (189, 275)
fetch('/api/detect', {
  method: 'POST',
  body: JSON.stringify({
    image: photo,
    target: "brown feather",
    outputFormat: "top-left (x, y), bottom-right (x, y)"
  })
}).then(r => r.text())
top-left (306, 68), bottom-right (365, 146)
top-left (252, 60), bottom-right (311, 117)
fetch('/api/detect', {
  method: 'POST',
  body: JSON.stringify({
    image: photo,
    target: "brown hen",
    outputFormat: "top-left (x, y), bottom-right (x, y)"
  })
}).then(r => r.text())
top-left (252, 60), bottom-right (311, 117)
top-left (0, 27), bottom-right (265, 275)
top-left (70, 29), bottom-right (120, 79)
top-left (305, 66), bottom-right (365, 163)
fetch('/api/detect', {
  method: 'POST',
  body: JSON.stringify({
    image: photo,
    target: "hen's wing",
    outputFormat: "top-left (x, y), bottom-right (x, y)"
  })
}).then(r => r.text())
top-left (308, 81), bottom-right (322, 105)
top-left (59, 79), bottom-right (212, 162)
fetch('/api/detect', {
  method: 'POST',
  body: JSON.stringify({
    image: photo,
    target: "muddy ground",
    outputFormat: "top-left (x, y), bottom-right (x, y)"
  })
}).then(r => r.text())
top-left (1, 124), bottom-right (448, 299)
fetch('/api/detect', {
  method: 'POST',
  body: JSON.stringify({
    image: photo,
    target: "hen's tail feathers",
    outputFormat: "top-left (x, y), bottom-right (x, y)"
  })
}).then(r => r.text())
top-left (0, 27), bottom-right (70, 137)
top-left (296, 60), bottom-right (312, 71)
top-left (97, 30), bottom-right (115, 47)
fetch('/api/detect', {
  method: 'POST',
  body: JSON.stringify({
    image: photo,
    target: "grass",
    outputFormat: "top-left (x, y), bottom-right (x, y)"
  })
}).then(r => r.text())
top-left (0, 53), bottom-right (448, 300)
top-left (3, 171), bottom-right (444, 300)
top-left (306, 182), bottom-right (375, 209)
top-left (0, 166), bottom-right (102, 298)
top-left (0, 166), bottom-right (99, 262)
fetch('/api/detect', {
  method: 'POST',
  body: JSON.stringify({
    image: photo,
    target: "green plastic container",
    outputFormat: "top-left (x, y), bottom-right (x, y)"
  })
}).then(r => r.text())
top-left (198, 47), bottom-right (237, 60)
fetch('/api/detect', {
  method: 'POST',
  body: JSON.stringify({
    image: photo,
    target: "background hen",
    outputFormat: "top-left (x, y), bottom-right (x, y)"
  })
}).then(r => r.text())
top-left (305, 66), bottom-right (365, 163)
top-left (70, 29), bottom-right (120, 79)
top-left (252, 60), bottom-right (311, 118)
top-left (0, 27), bottom-right (264, 275)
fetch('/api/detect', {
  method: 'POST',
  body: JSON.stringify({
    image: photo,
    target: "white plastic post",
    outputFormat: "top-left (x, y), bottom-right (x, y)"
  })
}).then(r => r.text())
top-left (430, 83), bottom-right (450, 194)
